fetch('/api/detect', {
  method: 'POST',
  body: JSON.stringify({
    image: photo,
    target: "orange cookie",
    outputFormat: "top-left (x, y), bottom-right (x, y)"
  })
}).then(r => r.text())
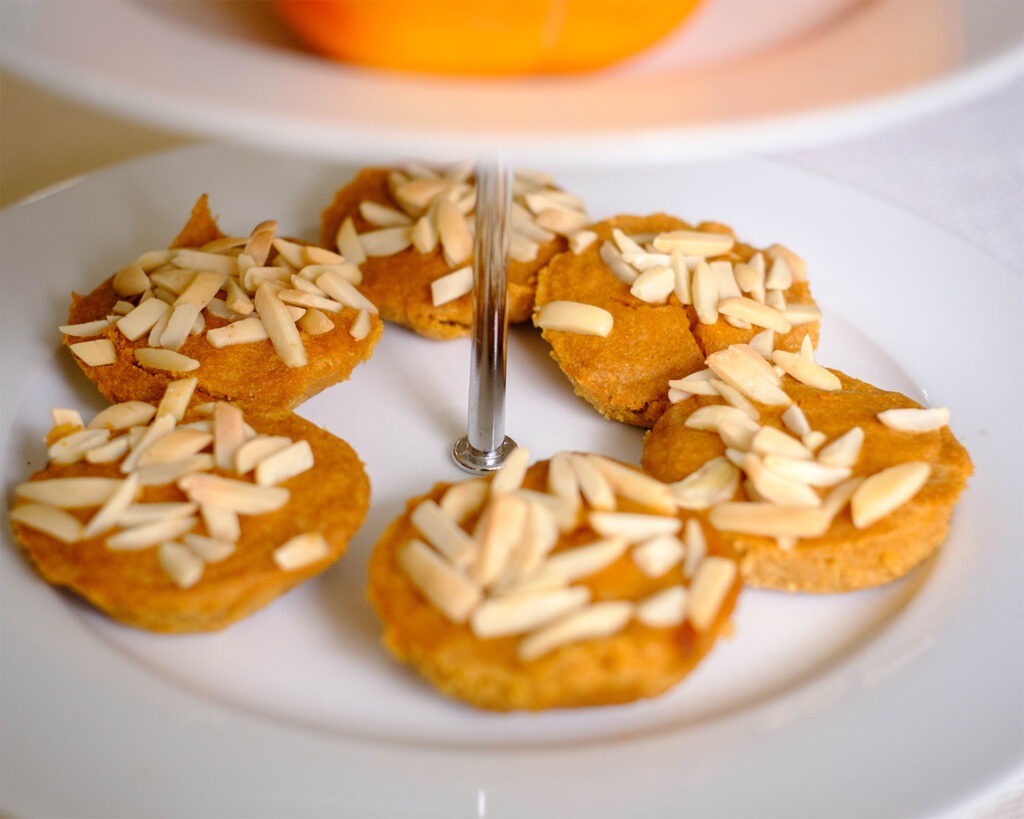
top-left (641, 342), bottom-right (973, 592)
top-left (10, 381), bottom-right (371, 632)
top-left (367, 448), bottom-right (741, 711)
top-left (62, 195), bottom-right (383, 409)
top-left (319, 164), bottom-right (588, 339)
top-left (533, 214), bottom-right (820, 427)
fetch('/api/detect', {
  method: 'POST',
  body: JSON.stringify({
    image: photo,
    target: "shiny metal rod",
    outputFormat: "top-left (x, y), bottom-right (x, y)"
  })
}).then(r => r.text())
top-left (452, 158), bottom-right (517, 473)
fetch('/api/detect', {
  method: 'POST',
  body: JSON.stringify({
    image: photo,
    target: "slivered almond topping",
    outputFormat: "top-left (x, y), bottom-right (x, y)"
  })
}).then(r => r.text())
top-left (316, 270), bottom-right (379, 315)
top-left (359, 200), bottom-right (413, 227)
top-left (277, 289), bottom-right (343, 314)
top-left (199, 503), bottom-right (240, 543)
top-left (136, 428), bottom-right (212, 468)
top-left (671, 456), bottom-right (740, 509)
top-left (630, 265), bottom-right (675, 304)
top-left (503, 494), bottom-right (561, 578)
top-left (636, 586), bottom-right (688, 628)
top-left (135, 454), bottom-right (214, 487)
top-left (213, 403), bottom-right (246, 470)
top-left (718, 297), bottom-right (791, 333)
top-left (69, 339), bottom-right (117, 367)
top-left (335, 217), bottom-right (366, 265)
top-left (632, 534), bottom-right (685, 577)
top-left (518, 601), bottom-right (633, 662)
top-left (547, 452), bottom-right (582, 524)
top-left (588, 511), bottom-right (681, 541)
top-left (599, 241), bottom-right (638, 284)
top-left (134, 348), bottom-right (200, 372)
top-left (569, 453), bottom-right (616, 511)
top-left (273, 532), bottom-right (330, 570)
top-left (112, 262), bottom-right (151, 297)
top-left (398, 538), bottom-right (482, 623)
top-left (670, 248), bottom-right (693, 305)
top-left (586, 455), bottom-right (676, 514)
top-left (158, 302), bottom-right (201, 350)
top-left (877, 407), bottom-right (950, 432)
top-left (534, 207), bottom-right (588, 236)
top-left (178, 473), bottom-right (289, 514)
top-left (439, 479), bottom-right (488, 523)
top-left (750, 426), bottom-right (813, 460)
top-left (685, 405), bottom-right (760, 435)
top-left (120, 412), bottom-right (176, 473)
top-left (742, 453), bottom-right (822, 507)
top-left (173, 248), bottom-right (238, 277)
top-left (350, 309), bottom-right (373, 341)
top-left (764, 256), bottom-right (793, 290)
top-left (611, 228), bottom-right (644, 255)
top-left (734, 261), bottom-right (766, 303)
top-left (48, 428), bottom-right (110, 464)
top-left (411, 214), bottom-right (439, 254)
top-left (709, 502), bottom-right (831, 537)
top-left (709, 379), bottom-right (759, 420)
top-left (150, 268), bottom-right (196, 296)
top-left (15, 477), bottom-right (122, 508)
top-left (490, 446), bottom-right (532, 494)
top-left (707, 344), bottom-right (791, 406)
top-left (822, 476), bottom-right (863, 521)
top-left (300, 262), bottom-right (362, 285)
top-left (431, 266), bottom-right (473, 307)
top-left (534, 301), bottom-right (613, 337)
top-left (411, 499), bottom-right (477, 567)
top-left (817, 427), bottom-right (864, 467)
top-left (687, 556), bottom-right (736, 630)
top-left (253, 283), bottom-right (306, 368)
top-left (691, 260), bottom-right (719, 324)
top-left (82, 473), bottom-right (140, 539)
top-left (158, 541), bottom-right (204, 588)
top-left (569, 230), bottom-right (598, 254)
top-left (748, 329), bottom-right (775, 358)
top-left (182, 533), bottom-right (236, 562)
top-left (781, 404), bottom-right (812, 437)
top-left (470, 586), bottom-right (590, 638)
top-left (60, 318), bottom-right (112, 337)
top-left (766, 243), bottom-right (807, 281)
top-left (234, 435), bottom-right (291, 475)
top-left (682, 518), bottom-right (706, 577)
top-left (361, 226), bottom-right (414, 257)
top-left (11, 503), bottom-right (84, 543)
top-left (107, 515), bottom-right (198, 551)
top-left (850, 461), bottom-right (931, 529)
top-left (471, 493), bottom-right (529, 587)
top-left (206, 317), bottom-right (268, 348)
top-left (156, 378), bottom-right (197, 421)
top-left (254, 440), bottom-right (313, 486)
top-left (783, 303), bottom-right (821, 325)
top-left (532, 536), bottom-right (628, 583)
top-left (120, 502), bottom-right (197, 527)
top-left (85, 436), bottom-right (131, 464)
top-left (242, 220), bottom-right (277, 266)
top-left (668, 369), bottom-right (717, 397)
top-left (799, 333), bottom-right (815, 362)
top-left (652, 229), bottom-right (735, 257)
top-left (762, 454), bottom-right (851, 487)
top-left (710, 260), bottom-right (741, 301)
top-left (771, 350), bottom-right (841, 391)
top-left (298, 308), bottom-right (335, 336)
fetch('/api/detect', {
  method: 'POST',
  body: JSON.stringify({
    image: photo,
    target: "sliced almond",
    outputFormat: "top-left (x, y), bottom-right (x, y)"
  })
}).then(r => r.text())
top-left (135, 454), bottom-right (215, 487)
top-left (532, 536), bottom-right (628, 584)
top-left (173, 248), bottom-right (237, 277)
top-left (762, 454), bottom-right (851, 487)
top-left (691, 260), bottom-right (719, 324)
top-left (518, 601), bottom-right (633, 662)
top-left (177, 473), bottom-right (289, 515)
top-left (254, 283), bottom-right (305, 368)
top-left (668, 369), bottom-right (718, 397)
top-left (599, 240), bottom-right (638, 285)
top-left (136, 428), bottom-right (213, 468)
top-left (547, 451), bottom-right (582, 525)
top-left (586, 455), bottom-right (676, 515)
top-left (764, 255), bottom-right (793, 290)
top-left (742, 453), bottom-right (822, 507)
top-left (718, 297), bottom-right (791, 333)
top-left (490, 446), bottom-right (532, 495)
top-left (534, 301), bottom-right (613, 337)
top-left (632, 534), bottom-right (685, 577)
top-left (709, 502), bottom-right (831, 537)
top-left (410, 498), bottom-right (477, 567)
top-left (315, 270), bottom-right (379, 315)
top-left (783, 303), bottom-right (822, 326)
top-left (120, 501), bottom-right (197, 527)
top-left (134, 347), bottom-right (199, 372)
top-left (206, 316), bottom-right (268, 348)
top-left (277, 289), bottom-right (344, 314)
top-left (687, 556), bottom-right (737, 630)
top-left (82, 473), bottom-right (140, 539)
top-left (748, 329), bottom-right (775, 358)
top-left (360, 226), bottom-right (413, 257)
top-left (120, 412), bottom-right (176, 473)
top-left (233, 435), bottom-right (291, 475)
top-left (335, 217), bottom-right (366, 265)
top-left (682, 517), bottom-right (707, 578)
top-left (48, 428), bottom-right (110, 464)
top-left (821, 476), bottom-right (864, 521)
top-left (158, 541), bottom-right (204, 588)
top-left (69, 338), bottom-right (117, 367)
top-left (766, 243), bottom-right (807, 281)
top-left (349, 309), bottom-right (372, 341)
top-left (569, 230), bottom-right (598, 254)
top-left (877, 407), bottom-right (951, 432)
top-left (629, 264), bottom-right (675, 304)
top-left (734, 261), bottom-right (766, 303)
top-left (107, 515), bottom-right (198, 551)
top-left (85, 435), bottom-right (131, 464)
top-left (684, 404), bottom-right (760, 435)
top-left (156, 377), bottom-right (198, 422)
top-left (670, 247), bottom-right (693, 305)
top-left (781, 404), bottom-right (812, 437)
top-left (199, 504), bottom-right (240, 543)
top-left (471, 493), bottom-right (528, 587)
top-left (111, 262), bottom-right (150, 297)
top-left (817, 427), bottom-right (864, 468)
top-left (15, 477), bottom-right (122, 508)
top-left (398, 538), bottom-right (482, 624)
top-left (771, 350), bottom-right (841, 391)
top-left (149, 269), bottom-right (196, 297)
top-left (254, 440), bottom-right (314, 486)
top-left (393, 178), bottom-right (449, 215)
top-left (750, 426), bottom-right (813, 460)
top-left (10, 503), bottom-right (84, 543)
top-left (273, 531), bottom-right (330, 570)
top-left (850, 461), bottom-right (931, 529)
top-left (297, 308), bottom-right (335, 336)
top-left (431, 266), bottom-right (473, 307)
top-left (709, 379), bottom-right (759, 421)
top-left (670, 456), bottom-right (741, 510)
top-left (588, 511), bottom-right (681, 541)
top-left (359, 200), bottom-right (413, 227)
top-left (534, 207), bottom-right (588, 236)
top-left (636, 585), bottom-right (688, 628)
top-left (652, 229), bottom-right (735, 257)
top-left (438, 479), bottom-right (488, 524)
top-left (569, 453), bottom-right (616, 511)
top-left (60, 318), bottom-right (112, 337)
top-left (707, 344), bottom-right (791, 406)
top-left (471, 586), bottom-right (590, 639)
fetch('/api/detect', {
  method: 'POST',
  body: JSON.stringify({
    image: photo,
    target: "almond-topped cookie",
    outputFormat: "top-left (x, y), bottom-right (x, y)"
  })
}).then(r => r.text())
top-left (9, 380), bottom-right (371, 632)
top-left (533, 213), bottom-right (821, 427)
top-left (62, 195), bottom-right (383, 409)
top-left (367, 448), bottom-right (741, 711)
top-left (640, 341), bottom-right (973, 593)
top-left (318, 163), bottom-right (590, 340)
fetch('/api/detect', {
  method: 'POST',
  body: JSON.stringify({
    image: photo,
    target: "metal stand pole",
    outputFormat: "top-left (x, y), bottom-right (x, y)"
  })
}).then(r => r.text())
top-left (452, 157), bottom-right (517, 473)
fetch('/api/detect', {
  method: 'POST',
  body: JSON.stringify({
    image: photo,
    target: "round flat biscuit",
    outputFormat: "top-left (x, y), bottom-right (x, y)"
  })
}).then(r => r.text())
top-left (367, 456), bottom-right (741, 712)
top-left (11, 408), bottom-right (370, 632)
top-left (641, 369), bottom-right (973, 592)
top-left (533, 214), bottom-right (820, 427)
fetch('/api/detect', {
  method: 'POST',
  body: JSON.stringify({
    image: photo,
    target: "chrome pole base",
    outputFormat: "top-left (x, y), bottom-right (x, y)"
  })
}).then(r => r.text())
top-left (452, 434), bottom-right (517, 474)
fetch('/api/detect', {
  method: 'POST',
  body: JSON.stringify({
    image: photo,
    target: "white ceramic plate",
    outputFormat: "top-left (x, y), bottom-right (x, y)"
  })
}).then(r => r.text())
top-left (2, 144), bottom-right (1022, 818)
top-left (2, 0), bottom-right (1023, 165)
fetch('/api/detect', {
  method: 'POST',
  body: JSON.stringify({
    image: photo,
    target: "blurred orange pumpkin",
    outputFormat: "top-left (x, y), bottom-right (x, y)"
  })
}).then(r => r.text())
top-left (273, 0), bottom-right (703, 76)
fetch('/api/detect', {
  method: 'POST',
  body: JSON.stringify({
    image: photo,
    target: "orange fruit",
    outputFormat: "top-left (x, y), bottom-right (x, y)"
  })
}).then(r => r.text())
top-left (273, 0), bottom-right (703, 76)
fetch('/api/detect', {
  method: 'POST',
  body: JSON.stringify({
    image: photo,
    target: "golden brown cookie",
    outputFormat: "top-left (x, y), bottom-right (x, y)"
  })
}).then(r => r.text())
top-left (10, 384), bottom-right (371, 632)
top-left (319, 165), bottom-right (588, 339)
top-left (62, 195), bottom-right (383, 409)
top-left (640, 343), bottom-right (972, 593)
top-left (533, 213), bottom-right (821, 427)
top-left (367, 449), bottom-right (741, 711)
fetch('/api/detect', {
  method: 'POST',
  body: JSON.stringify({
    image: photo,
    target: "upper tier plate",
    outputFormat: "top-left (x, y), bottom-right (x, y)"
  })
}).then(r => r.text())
top-left (2, 0), bottom-right (1022, 164)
